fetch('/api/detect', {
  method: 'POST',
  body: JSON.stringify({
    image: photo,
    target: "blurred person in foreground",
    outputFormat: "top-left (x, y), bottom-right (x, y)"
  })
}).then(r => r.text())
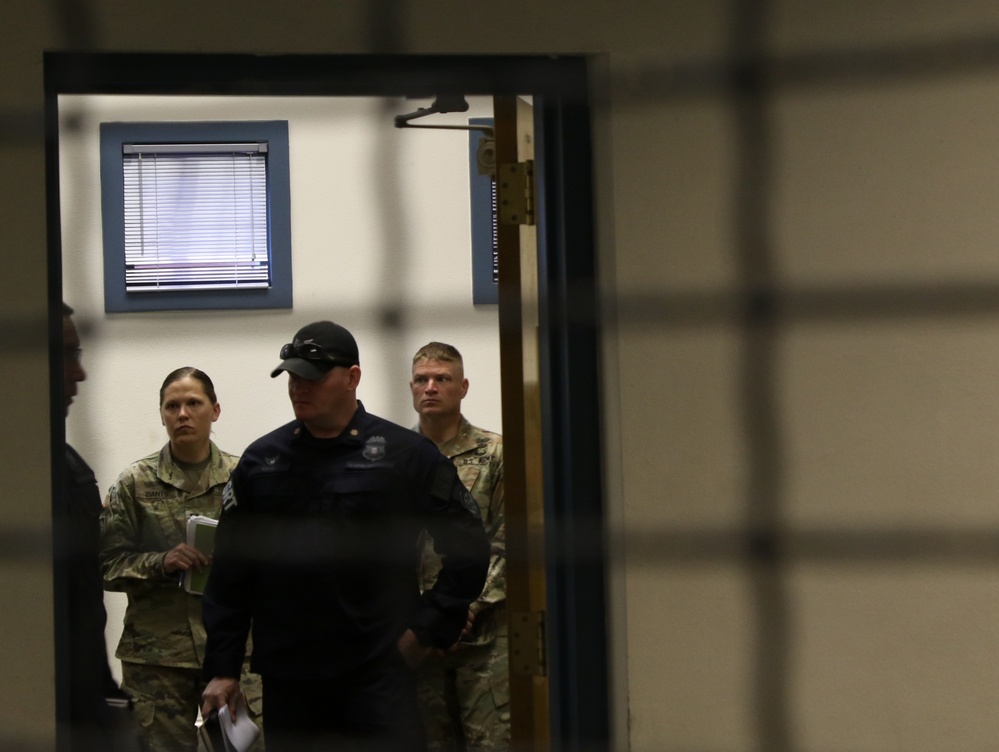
top-left (61, 302), bottom-right (140, 751)
top-left (410, 342), bottom-right (508, 752)
top-left (99, 367), bottom-right (263, 751)
top-left (200, 320), bottom-right (489, 752)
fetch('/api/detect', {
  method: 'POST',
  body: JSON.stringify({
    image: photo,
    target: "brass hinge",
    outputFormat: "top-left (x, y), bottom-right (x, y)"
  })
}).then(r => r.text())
top-left (497, 160), bottom-right (535, 226)
top-left (509, 609), bottom-right (546, 676)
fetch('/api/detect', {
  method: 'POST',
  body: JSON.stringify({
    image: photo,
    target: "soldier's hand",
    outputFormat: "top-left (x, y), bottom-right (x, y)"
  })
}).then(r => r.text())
top-left (440, 609), bottom-right (476, 655)
top-left (397, 628), bottom-right (431, 669)
top-left (201, 677), bottom-right (241, 720)
top-left (460, 608), bottom-right (475, 640)
top-left (162, 543), bottom-right (210, 575)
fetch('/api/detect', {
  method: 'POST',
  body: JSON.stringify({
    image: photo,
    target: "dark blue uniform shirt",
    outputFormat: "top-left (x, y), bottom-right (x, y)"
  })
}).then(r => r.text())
top-left (202, 403), bottom-right (489, 681)
top-left (64, 445), bottom-right (139, 751)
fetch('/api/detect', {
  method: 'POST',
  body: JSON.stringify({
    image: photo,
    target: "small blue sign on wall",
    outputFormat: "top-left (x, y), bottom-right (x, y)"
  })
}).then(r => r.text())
top-left (469, 117), bottom-right (498, 305)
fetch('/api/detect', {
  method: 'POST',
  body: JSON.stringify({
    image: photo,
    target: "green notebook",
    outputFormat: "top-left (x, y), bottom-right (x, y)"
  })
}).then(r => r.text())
top-left (183, 514), bottom-right (218, 595)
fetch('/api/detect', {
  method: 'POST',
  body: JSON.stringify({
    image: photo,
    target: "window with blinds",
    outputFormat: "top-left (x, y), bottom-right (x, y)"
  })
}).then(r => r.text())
top-left (123, 143), bottom-right (270, 292)
top-left (100, 121), bottom-right (292, 312)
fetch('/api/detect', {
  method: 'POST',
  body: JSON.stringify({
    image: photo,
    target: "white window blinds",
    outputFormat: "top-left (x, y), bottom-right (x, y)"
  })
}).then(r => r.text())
top-left (122, 142), bottom-right (271, 292)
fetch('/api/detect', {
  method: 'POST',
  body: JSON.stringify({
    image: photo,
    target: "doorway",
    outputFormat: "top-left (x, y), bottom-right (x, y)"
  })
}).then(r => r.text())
top-left (45, 51), bottom-right (607, 751)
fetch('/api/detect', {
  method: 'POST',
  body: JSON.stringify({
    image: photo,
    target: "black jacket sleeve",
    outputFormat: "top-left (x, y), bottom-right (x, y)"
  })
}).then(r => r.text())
top-left (408, 458), bottom-right (490, 649)
top-left (201, 474), bottom-right (255, 680)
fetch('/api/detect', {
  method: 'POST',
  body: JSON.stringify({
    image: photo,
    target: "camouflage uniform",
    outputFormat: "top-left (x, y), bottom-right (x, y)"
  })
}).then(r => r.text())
top-left (100, 442), bottom-right (263, 752)
top-left (416, 417), bottom-right (509, 752)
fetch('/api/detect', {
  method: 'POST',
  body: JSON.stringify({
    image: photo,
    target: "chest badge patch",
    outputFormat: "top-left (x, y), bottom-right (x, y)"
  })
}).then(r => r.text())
top-left (362, 435), bottom-right (387, 461)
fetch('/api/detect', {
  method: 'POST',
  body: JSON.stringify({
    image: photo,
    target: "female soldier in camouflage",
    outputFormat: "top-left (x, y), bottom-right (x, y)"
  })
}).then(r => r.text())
top-left (99, 367), bottom-right (262, 751)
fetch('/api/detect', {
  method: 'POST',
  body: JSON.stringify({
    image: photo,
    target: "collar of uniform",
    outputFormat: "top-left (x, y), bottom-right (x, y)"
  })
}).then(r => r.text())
top-left (156, 440), bottom-right (227, 491)
top-left (344, 400), bottom-right (368, 444)
top-left (204, 442), bottom-right (233, 487)
top-left (435, 415), bottom-right (478, 458)
top-left (415, 414), bottom-right (474, 457)
top-left (293, 401), bottom-right (368, 445)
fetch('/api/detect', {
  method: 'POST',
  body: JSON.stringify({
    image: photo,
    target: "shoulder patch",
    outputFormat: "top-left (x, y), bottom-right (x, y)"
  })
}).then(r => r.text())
top-left (457, 485), bottom-right (482, 519)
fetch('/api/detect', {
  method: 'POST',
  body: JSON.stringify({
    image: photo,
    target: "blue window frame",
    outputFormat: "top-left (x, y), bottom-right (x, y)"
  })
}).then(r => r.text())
top-left (99, 120), bottom-right (292, 312)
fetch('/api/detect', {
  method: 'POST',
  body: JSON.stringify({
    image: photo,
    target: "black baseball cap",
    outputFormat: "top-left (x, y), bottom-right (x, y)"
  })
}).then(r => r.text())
top-left (270, 320), bottom-right (360, 380)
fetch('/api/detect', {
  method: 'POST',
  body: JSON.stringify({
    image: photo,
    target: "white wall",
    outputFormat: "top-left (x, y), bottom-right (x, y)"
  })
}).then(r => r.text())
top-left (59, 94), bottom-right (502, 678)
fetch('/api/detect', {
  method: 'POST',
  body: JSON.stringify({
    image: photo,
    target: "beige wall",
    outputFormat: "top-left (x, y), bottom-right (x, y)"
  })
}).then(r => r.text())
top-left (6, 1), bottom-right (999, 750)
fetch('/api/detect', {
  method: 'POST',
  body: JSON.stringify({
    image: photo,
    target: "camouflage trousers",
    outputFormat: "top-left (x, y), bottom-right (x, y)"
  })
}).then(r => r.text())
top-left (121, 661), bottom-right (264, 752)
top-left (415, 622), bottom-right (510, 752)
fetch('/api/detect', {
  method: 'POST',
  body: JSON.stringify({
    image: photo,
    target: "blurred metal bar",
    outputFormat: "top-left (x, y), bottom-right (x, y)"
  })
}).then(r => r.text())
top-left (0, 107), bottom-right (46, 144)
top-left (50, 0), bottom-right (97, 48)
top-left (728, 0), bottom-right (793, 748)
top-left (620, 526), bottom-right (999, 567)
top-left (3, 521), bottom-right (997, 568)
top-left (0, 530), bottom-right (56, 564)
top-left (613, 34), bottom-right (999, 104)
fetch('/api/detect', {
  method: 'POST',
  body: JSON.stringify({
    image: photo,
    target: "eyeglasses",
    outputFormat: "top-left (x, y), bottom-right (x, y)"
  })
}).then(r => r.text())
top-left (279, 340), bottom-right (346, 365)
top-left (64, 347), bottom-right (83, 363)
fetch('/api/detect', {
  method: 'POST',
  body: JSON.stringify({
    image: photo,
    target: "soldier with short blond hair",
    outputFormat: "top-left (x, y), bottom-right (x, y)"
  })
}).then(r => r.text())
top-left (411, 342), bottom-right (509, 752)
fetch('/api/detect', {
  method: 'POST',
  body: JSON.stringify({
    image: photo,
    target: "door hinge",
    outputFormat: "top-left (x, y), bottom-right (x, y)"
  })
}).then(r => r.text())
top-left (509, 609), bottom-right (547, 676)
top-left (497, 160), bottom-right (535, 226)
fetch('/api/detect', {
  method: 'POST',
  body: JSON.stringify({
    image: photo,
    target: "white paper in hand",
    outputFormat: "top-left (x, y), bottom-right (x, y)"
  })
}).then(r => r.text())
top-left (218, 696), bottom-right (261, 752)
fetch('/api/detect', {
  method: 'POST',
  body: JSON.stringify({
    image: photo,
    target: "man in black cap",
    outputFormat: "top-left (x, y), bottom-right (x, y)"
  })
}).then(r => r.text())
top-left (201, 321), bottom-right (490, 752)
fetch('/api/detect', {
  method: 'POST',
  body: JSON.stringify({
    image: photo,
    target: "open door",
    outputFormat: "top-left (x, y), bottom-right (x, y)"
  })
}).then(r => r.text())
top-left (495, 95), bottom-right (550, 749)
